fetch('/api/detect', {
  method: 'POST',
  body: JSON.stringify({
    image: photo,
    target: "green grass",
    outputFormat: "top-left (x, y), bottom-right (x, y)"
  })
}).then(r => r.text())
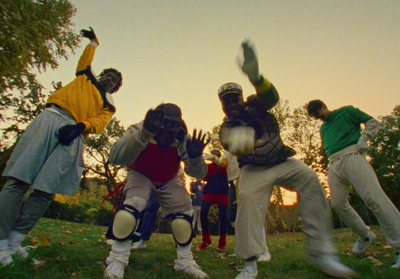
top-left (1, 218), bottom-right (399, 278)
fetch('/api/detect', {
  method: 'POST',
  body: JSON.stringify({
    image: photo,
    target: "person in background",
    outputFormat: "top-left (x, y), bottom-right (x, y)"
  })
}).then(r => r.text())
top-left (190, 179), bottom-right (204, 234)
top-left (307, 99), bottom-right (400, 269)
top-left (104, 103), bottom-right (210, 279)
top-left (196, 149), bottom-right (229, 252)
top-left (217, 40), bottom-right (356, 279)
top-left (0, 27), bottom-right (122, 266)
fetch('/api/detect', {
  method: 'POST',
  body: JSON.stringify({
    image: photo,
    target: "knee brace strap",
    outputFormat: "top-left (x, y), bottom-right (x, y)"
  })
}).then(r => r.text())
top-left (170, 213), bottom-right (194, 246)
top-left (106, 204), bottom-right (141, 241)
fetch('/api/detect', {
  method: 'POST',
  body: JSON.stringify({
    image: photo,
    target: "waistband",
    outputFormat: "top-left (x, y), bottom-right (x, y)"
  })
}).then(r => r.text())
top-left (328, 145), bottom-right (358, 163)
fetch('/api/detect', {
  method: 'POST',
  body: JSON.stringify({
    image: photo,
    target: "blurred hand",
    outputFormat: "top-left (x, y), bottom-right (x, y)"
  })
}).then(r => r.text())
top-left (186, 129), bottom-right (210, 158)
top-left (237, 40), bottom-right (261, 84)
top-left (227, 126), bottom-right (255, 156)
top-left (80, 27), bottom-right (97, 40)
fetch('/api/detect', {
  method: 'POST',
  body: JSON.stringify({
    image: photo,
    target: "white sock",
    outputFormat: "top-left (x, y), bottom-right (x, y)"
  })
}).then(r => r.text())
top-left (8, 230), bottom-right (26, 249)
top-left (0, 239), bottom-right (9, 250)
top-left (176, 243), bottom-right (193, 261)
top-left (245, 259), bottom-right (257, 270)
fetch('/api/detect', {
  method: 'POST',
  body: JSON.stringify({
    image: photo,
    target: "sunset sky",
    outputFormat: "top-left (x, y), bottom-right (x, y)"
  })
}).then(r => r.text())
top-left (38, 0), bottom-right (399, 133)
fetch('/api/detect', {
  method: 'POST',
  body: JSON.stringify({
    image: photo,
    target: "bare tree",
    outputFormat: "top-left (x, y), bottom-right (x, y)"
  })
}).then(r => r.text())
top-left (83, 118), bottom-right (127, 203)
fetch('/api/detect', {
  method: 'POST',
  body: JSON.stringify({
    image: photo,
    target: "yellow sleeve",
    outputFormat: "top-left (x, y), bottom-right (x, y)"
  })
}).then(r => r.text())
top-left (254, 76), bottom-right (279, 110)
top-left (81, 108), bottom-right (114, 135)
top-left (76, 40), bottom-right (99, 72)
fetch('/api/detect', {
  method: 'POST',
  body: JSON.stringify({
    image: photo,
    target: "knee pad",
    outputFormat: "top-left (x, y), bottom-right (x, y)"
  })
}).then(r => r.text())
top-left (106, 204), bottom-right (141, 241)
top-left (170, 213), bottom-right (194, 246)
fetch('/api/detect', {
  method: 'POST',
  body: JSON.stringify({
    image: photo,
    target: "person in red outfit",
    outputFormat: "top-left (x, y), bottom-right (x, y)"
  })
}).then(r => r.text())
top-left (197, 149), bottom-right (229, 252)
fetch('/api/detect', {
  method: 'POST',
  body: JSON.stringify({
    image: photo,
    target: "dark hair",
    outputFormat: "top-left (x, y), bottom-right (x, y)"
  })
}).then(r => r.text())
top-left (306, 99), bottom-right (326, 116)
top-left (99, 68), bottom-right (123, 93)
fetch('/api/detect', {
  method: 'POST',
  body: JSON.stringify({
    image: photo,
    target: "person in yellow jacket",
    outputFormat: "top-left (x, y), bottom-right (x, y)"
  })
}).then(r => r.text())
top-left (0, 27), bottom-right (122, 266)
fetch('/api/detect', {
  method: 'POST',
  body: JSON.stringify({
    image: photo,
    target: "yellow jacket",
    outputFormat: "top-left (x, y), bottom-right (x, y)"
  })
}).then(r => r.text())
top-left (46, 39), bottom-right (115, 136)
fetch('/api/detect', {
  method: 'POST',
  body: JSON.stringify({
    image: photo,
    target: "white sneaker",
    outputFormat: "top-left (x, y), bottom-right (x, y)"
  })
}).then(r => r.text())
top-left (104, 260), bottom-right (126, 279)
top-left (174, 259), bottom-right (208, 279)
top-left (306, 254), bottom-right (357, 278)
top-left (257, 250), bottom-right (272, 262)
top-left (391, 253), bottom-right (400, 269)
top-left (352, 231), bottom-right (376, 254)
top-left (235, 265), bottom-right (258, 279)
top-left (10, 245), bottom-right (37, 259)
top-left (0, 248), bottom-right (13, 266)
top-left (131, 240), bottom-right (147, 250)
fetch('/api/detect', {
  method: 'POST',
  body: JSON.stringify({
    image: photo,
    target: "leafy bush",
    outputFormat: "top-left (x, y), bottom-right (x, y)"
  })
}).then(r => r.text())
top-left (43, 198), bottom-right (113, 226)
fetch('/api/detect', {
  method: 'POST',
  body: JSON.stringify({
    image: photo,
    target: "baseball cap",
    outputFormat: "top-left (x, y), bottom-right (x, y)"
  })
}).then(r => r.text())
top-left (218, 82), bottom-right (243, 99)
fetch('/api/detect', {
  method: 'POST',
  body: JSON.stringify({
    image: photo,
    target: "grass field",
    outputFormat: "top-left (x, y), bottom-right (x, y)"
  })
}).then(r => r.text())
top-left (0, 218), bottom-right (399, 278)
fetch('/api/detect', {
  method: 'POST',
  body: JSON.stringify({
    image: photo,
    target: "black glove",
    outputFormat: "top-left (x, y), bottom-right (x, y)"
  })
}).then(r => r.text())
top-left (80, 27), bottom-right (96, 40)
top-left (57, 123), bottom-right (86, 146)
top-left (186, 129), bottom-right (210, 158)
top-left (143, 109), bottom-right (162, 134)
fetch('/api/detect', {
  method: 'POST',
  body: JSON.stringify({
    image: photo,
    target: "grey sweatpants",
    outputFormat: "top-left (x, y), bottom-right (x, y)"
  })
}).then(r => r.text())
top-left (106, 170), bottom-right (194, 266)
top-left (122, 169), bottom-right (193, 217)
top-left (0, 178), bottom-right (53, 239)
top-left (235, 158), bottom-right (336, 259)
top-left (328, 145), bottom-right (400, 251)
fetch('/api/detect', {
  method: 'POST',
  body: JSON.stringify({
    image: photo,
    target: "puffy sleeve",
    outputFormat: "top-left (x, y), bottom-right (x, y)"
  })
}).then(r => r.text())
top-left (109, 122), bottom-right (153, 166)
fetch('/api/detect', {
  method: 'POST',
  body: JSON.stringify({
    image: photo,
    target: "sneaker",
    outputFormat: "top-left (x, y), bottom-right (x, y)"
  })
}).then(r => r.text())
top-left (235, 265), bottom-right (258, 279)
top-left (257, 250), bottom-right (272, 262)
top-left (131, 240), bottom-right (147, 250)
top-left (174, 259), bottom-right (208, 279)
top-left (391, 253), bottom-right (400, 269)
top-left (352, 231), bottom-right (376, 254)
top-left (104, 260), bottom-right (126, 279)
top-left (0, 249), bottom-right (13, 266)
top-left (306, 254), bottom-right (357, 278)
top-left (10, 245), bottom-right (36, 259)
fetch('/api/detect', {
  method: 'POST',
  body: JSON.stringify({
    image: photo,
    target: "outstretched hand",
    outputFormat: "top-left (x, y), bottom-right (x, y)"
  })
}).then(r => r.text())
top-left (80, 27), bottom-right (97, 40)
top-left (237, 40), bottom-right (261, 84)
top-left (186, 129), bottom-right (210, 158)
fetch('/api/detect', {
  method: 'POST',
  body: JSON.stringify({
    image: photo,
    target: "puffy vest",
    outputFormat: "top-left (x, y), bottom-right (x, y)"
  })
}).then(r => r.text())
top-left (220, 103), bottom-right (296, 167)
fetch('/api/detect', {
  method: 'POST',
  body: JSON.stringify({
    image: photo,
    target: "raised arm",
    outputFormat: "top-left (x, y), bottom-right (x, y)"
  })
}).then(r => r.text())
top-left (239, 40), bottom-right (279, 110)
top-left (76, 27), bottom-right (99, 72)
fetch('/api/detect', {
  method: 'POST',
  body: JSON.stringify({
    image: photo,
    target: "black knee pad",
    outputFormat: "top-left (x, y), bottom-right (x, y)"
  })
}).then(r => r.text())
top-left (168, 213), bottom-right (194, 246)
top-left (106, 204), bottom-right (141, 242)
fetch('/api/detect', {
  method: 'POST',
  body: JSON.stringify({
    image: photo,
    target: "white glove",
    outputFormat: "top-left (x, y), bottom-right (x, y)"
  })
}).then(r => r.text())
top-left (237, 40), bottom-right (261, 84)
top-left (226, 126), bottom-right (255, 156)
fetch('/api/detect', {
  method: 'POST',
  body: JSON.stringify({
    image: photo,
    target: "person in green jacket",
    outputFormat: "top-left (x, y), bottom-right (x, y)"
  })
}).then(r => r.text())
top-left (307, 100), bottom-right (400, 269)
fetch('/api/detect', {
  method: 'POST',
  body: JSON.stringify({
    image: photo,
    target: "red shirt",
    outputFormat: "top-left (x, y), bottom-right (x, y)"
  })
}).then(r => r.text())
top-left (128, 143), bottom-right (180, 188)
